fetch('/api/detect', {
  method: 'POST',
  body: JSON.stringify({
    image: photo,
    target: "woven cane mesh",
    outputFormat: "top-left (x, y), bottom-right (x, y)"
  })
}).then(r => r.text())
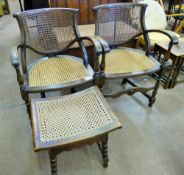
top-left (17, 9), bottom-right (78, 53)
top-left (34, 88), bottom-right (113, 143)
top-left (29, 56), bottom-right (88, 87)
top-left (101, 49), bottom-right (156, 74)
top-left (95, 4), bottom-right (144, 45)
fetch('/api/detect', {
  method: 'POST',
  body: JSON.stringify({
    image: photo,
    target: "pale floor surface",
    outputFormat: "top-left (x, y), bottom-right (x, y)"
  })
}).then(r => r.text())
top-left (0, 1), bottom-right (184, 175)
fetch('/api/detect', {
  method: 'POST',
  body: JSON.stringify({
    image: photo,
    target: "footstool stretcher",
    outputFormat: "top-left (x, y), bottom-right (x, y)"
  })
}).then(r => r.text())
top-left (30, 86), bottom-right (122, 175)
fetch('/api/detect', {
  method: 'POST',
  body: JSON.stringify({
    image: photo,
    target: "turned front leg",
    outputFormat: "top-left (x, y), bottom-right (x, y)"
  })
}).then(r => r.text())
top-left (49, 150), bottom-right (58, 175)
top-left (97, 134), bottom-right (109, 168)
top-left (101, 135), bottom-right (109, 168)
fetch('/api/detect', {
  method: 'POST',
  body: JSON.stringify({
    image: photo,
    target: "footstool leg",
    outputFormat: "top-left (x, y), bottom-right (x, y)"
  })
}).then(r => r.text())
top-left (102, 135), bottom-right (109, 168)
top-left (49, 150), bottom-right (57, 175)
top-left (97, 134), bottom-right (109, 168)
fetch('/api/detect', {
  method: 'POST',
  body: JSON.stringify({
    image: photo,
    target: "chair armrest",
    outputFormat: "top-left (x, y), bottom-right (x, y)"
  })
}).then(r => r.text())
top-left (94, 36), bottom-right (110, 73)
top-left (10, 46), bottom-right (24, 85)
top-left (68, 36), bottom-right (109, 72)
top-left (95, 36), bottom-right (110, 53)
top-left (78, 36), bottom-right (111, 73)
top-left (141, 29), bottom-right (179, 58)
top-left (145, 29), bottom-right (179, 45)
top-left (145, 29), bottom-right (179, 61)
top-left (11, 46), bottom-right (20, 68)
top-left (75, 36), bottom-right (110, 87)
top-left (69, 36), bottom-right (103, 55)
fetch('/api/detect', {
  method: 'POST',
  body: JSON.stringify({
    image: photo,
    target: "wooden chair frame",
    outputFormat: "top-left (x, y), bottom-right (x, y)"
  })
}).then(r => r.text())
top-left (11, 8), bottom-right (107, 112)
top-left (93, 3), bottom-right (178, 107)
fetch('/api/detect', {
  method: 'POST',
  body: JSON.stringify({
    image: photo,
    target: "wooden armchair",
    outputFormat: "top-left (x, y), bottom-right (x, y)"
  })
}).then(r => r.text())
top-left (93, 3), bottom-right (178, 107)
top-left (11, 8), bottom-right (106, 112)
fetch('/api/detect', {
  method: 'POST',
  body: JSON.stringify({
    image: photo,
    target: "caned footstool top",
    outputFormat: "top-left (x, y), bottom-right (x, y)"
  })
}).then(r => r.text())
top-left (31, 86), bottom-right (122, 151)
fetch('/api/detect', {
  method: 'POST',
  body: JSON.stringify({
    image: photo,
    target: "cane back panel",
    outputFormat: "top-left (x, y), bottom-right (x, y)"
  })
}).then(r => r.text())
top-left (93, 3), bottom-right (147, 46)
top-left (14, 8), bottom-right (80, 54)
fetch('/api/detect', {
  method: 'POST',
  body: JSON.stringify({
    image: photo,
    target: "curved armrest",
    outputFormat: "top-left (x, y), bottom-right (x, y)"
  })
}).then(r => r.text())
top-left (68, 36), bottom-right (110, 73)
top-left (69, 36), bottom-right (103, 55)
top-left (11, 46), bottom-right (20, 68)
top-left (145, 30), bottom-right (179, 63)
top-left (145, 29), bottom-right (179, 46)
top-left (147, 30), bottom-right (179, 60)
top-left (78, 36), bottom-right (111, 72)
top-left (138, 29), bottom-right (179, 57)
top-left (95, 36), bottom-right (110, 53)
top-left (94, 36), bottom-right (110, 72)
top-left (76, 36), bottom-right (111, 75)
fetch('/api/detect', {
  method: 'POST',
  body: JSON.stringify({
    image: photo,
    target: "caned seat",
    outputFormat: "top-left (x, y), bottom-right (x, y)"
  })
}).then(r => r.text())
top-left (31, 86), bottom-right (122, 174)
top-left (102, 48), bottom-right (160, 77)
top-left (29, 56), bottom-right (93, 88)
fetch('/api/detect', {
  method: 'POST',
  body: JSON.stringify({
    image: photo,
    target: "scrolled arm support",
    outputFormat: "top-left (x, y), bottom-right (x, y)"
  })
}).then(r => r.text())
top-left (68, 36), bottom-right (110, 73)
top-left (69, 36), bottom-right (102, 69)
top-left (11, 46), bottom-right (24, 85)
top-left (11, 47), bottom-right (20, 67)
top-left (95, 36), bottom-right (110, 73)
top-left (67, 36), bottom-right (106, 87)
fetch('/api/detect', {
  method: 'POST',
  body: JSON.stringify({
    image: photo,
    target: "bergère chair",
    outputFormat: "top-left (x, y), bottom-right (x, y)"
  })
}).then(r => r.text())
top-left (11, 8), bottom-right (105, 112)
top-left (93, 3), bottom-right (178, 107)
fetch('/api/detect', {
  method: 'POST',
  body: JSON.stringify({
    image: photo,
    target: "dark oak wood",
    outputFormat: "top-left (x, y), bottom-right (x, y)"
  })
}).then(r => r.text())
top-left (79, 0), bottom-right (88, 24)
top-left (24, 0), bottom-right (49, 10)
top-left (88, 0), bottom-right (99, 24)
top-left (49, 0), bottom-right (129, 24)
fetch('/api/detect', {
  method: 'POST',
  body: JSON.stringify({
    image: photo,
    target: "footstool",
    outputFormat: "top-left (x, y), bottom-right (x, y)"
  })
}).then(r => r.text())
top-left (30, 86), bottom-right (122, 175)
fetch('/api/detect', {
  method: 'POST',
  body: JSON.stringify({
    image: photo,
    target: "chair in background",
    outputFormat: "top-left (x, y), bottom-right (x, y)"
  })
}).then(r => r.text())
top-left (138, 0), bottom-right (180, 49)
top-left (171, 2), bottom-right (184, 31)
top-left (0, 0), bottom-right (10, 14)
top-left (154, 0), bottom-right (184, 32)
top-left (11, 8), bottom-right (106, 113)
top-left (0, 2), bottom-right (3, 16)
top-left (93, 3), bottom-right (177, 107)
top-left (134, 0), bottom-right (184, 32)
